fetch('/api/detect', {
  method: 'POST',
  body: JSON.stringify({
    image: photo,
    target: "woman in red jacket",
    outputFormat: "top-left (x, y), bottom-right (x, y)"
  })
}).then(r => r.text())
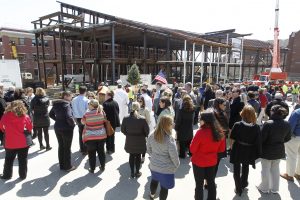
top-left (190, 110), bottom-right (225, 200)
top-left (0, 100), bottom-right (33, 180)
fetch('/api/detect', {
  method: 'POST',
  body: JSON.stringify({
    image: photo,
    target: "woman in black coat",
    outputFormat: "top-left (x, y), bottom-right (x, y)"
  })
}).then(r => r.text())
top-left (103, 90), bottom-right (120, 154)
top-left (49, 91), bottom-right (76, 172)
top-left (30, 87), bottom-right (51, 150)
top-left (121, 102), bottom-right (149, 178)
top-left (213, 98), bottom-right (229, 175)
top-left (230, 105), bottom-right (261, 196)
top-left (229, 89), bottom-right (245, 129)
top-left (202, 84), bottom-right (215, 110)
top-left (257, 105), bottom-right (291, 194)
top-left (175, 95), bottom-right (195, 158)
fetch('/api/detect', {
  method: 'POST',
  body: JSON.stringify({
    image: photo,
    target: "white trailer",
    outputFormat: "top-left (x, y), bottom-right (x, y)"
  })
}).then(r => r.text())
top-left (0, 59), bottom-right (22, 89)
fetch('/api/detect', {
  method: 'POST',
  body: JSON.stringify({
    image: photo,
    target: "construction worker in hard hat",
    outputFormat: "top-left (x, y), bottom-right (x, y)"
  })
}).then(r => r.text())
top-left (291, 82), bottom-right (300, 105)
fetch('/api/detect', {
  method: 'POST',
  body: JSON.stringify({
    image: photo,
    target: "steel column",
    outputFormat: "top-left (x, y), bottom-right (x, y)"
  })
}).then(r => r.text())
top-left (40, 32), bottom-right (47, 88)
top-left (192, 43), bottom-right (195, 86)
top-left (111, 24), bottom-right (116, 84)
top-left (200, 44), bottom-right (204, 86)
top-left (34, 33), bottom-right (42, 81)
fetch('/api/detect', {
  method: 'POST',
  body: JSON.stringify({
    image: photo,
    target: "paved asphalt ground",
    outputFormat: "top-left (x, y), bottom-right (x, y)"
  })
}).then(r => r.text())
top-left (0, 102), bottom-right (299, 200)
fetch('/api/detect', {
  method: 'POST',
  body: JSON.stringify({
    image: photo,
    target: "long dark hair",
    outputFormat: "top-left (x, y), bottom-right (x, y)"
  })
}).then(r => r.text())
top-left (138, 96), bottom-right (146, 109)
top-left (160, 96), bottom-right (171, 109)
top-left (200, 110), bottom-right (224, 142)
top-left (213, 98), bottom-right (226, 113)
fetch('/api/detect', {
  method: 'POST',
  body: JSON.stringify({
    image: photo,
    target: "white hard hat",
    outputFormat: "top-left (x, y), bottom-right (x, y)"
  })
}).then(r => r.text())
top-left (116, 79), bottom-right (122, 85)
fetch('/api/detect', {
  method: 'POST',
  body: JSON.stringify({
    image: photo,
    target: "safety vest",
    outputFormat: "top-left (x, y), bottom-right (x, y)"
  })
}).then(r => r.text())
top-left (282, 85), bottom-right (288, 94)
top-left (291, 85), bottom-right (300, 94)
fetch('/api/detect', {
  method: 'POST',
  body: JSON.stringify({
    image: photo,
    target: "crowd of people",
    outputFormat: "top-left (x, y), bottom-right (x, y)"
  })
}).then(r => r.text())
top-left (0, 80), bottom-right (300, 200)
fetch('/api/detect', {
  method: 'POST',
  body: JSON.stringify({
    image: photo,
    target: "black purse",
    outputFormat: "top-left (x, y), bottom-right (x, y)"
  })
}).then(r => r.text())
top-left (24, 130), bottom-right (33, 146)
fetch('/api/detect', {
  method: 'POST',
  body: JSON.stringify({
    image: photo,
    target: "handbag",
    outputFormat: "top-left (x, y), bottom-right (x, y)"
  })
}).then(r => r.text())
top-left (24, 130), bottom-right (33, 146)
top-left (104, 120), bottom-right (114, 137)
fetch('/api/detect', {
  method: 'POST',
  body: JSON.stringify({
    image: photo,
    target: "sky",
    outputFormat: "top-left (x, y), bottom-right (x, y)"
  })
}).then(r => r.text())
top-left (0, 0), bottom-right (299, 40)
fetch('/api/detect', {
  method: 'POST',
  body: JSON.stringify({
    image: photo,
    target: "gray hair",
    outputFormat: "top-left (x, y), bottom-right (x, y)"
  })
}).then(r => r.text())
top-left (215, 90), bottom-right (223, 98)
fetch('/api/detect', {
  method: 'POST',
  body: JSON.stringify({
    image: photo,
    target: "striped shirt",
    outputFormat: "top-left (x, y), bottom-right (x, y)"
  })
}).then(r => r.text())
top-left (82, 109), bottom-right (107, 143)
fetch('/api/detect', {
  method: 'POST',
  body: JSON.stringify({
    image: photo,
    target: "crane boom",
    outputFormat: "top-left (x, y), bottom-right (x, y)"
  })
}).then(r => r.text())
top-left (271, 0), bottom-right (282, 72)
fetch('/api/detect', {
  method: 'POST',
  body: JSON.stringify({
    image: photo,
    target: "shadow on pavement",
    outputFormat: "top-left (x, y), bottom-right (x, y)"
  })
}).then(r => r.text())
top-left (216, 157), bottom-right (231, 177)
top-left (0, 178), bottom-right (22, 195)
top-left (142, 175), bottom-right (152, 199)
top-left (16, 163), bottom-right (68, 197)
top-left (288, 181), bottom-right (300, 200)
top-left (72, 151), bottom-right (86, 167)
top-left (0, 148), bottom-right (5, 159)
top-left (104, 162), bottom-right (140, 200)
top-left (257, 193), bottom-right (282, 200)
top-left (175, 158), bottom-right (191, 179)
top-left (59, 172), bottom-right (102, 197)
top-left (83, 153), bottom-right (113, 170)
top-left (27, 149), bottom-right (48, 160)
top-left (231, 188), bottom-right (250, 200)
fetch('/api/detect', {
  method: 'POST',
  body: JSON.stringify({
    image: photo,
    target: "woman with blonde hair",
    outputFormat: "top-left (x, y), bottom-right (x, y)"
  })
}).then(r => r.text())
top-left (30, 87), bottom-right (51, 150)
top-left (81, 99), bottom-right (107, 173)
top-left (230, 105), bottom-right (261, 196)
top-left (86, 91), bottom-right (96, 100)
top-left (0, 100), bottom-right (33, 180)
top-left (147, 115), bottom-right (179, 200)
top-left (121, 102), bottom-right (149, 178)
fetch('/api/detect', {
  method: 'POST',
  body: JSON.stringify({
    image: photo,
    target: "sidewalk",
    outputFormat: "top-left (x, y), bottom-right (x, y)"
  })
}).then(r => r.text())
top-left (0, 104), bottom-right (299, 199)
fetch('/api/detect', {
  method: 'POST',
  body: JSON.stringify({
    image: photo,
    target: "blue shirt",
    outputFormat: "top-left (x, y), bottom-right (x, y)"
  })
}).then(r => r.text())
top-left (288, 108), bottom-right (300, 137)
top-left (71, 95), bottom-right (89, 118)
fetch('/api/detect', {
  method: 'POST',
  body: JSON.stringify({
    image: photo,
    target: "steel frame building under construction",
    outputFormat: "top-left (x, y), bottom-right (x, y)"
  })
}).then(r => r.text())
top-left (31, 1), bottom-right (287, 89)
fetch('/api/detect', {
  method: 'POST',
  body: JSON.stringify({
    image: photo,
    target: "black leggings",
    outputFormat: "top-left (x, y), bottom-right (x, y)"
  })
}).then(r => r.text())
top-left (129, 153), bottom-right (141, 174)
top-left (36, 127), bottom-right (50, 147)
top-left (193, 164), bottom-right (216, 200)
top-left (150, 179), bottom-right (168, 200)
top-left (233, 163), bottom-right (249, 192)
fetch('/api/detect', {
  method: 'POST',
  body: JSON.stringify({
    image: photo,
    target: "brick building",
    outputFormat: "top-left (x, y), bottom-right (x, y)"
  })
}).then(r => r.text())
top-left (286, 31), bottom-right (300, 80)
top-left (0, 27), bottom-right (48, 79)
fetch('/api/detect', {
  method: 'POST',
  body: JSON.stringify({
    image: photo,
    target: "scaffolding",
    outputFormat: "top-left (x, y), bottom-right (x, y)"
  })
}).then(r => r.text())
top-left (32, 1), bottom-right (284, 89)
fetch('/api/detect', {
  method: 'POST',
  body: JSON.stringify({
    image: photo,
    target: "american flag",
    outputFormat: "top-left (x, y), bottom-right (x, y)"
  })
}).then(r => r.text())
top-left (154, 70), bottom-right (167, 84)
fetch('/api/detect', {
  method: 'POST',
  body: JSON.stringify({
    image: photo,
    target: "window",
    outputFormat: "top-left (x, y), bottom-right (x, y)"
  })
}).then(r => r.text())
top-left (44, 40), bottom-right (49, 47)
top-left (9, 37), bottom-right (19, 45)
top-left (0, 38), bottom-right (2, 46)
top-left (32, 39), bottom-right (36, 46)
top-left (17, 54), bottom-right (25, 63)
top-left (19, 38), bottom-right (25, 45)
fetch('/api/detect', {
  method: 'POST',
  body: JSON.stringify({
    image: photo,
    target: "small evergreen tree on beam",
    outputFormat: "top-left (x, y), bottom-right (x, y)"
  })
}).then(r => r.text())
top-left (127, 63), bottom-right (141, 85)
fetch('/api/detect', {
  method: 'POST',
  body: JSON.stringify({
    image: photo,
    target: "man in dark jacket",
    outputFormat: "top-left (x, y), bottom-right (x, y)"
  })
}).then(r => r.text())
top-left (103, 90), bottom-right (120, 154)
top-left (49, 91), bottom-right (76, 172)
top-left (265, 93), bottom-right (289, 119)
top-left (229, 88), bottom-right (245, 129)
top-left (4, 86), bottom-right (15, 103)
top-left (247, 91), bottom-right (260, 114)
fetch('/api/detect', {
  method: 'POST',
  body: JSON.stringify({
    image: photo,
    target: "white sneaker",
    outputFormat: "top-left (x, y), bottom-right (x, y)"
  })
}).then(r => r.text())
top-left (256, 186), bottom-right (269, 194)
top-left (271, 190), bottom-right (279, 194)
top-left (149, 193), bottom-right (155, 199)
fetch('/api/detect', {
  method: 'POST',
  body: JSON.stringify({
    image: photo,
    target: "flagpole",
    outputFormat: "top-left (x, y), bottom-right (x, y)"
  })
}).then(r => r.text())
top-left (183, 40), bottom-right (187, 84)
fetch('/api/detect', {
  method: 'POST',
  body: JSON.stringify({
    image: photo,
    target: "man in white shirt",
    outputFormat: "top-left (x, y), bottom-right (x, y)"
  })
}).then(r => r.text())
top-left (114, 80), bottom-right (129, 123)
top-left (141, 88), bottom-right (153, 111)
top-left (71, 86), bottom-right (89, 155)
